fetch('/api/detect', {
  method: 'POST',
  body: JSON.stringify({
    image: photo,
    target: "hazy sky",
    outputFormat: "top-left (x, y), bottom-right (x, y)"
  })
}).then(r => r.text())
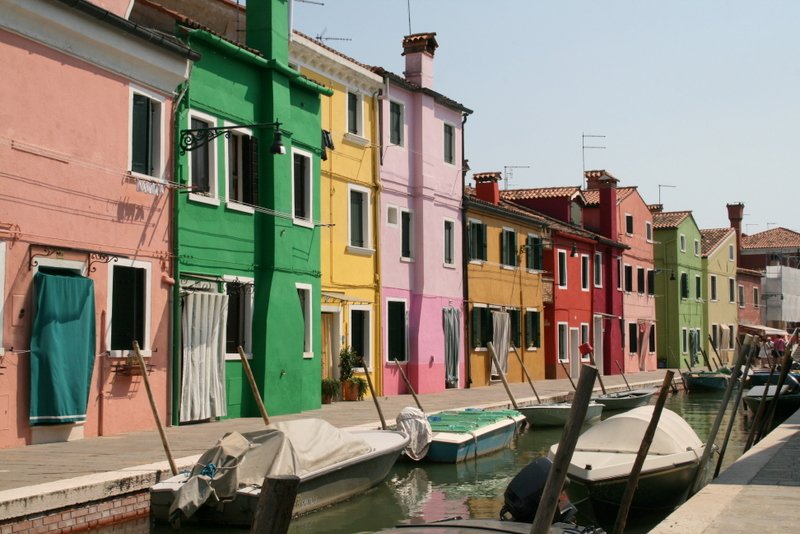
top-left (291, 1), bottom-right (799, 233)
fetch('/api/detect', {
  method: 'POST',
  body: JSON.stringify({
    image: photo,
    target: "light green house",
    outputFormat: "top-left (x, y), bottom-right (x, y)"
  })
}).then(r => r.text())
top-left (652, 208), bottom-right (705, 370)
top-left (700, 228), bottom-right (739, 366)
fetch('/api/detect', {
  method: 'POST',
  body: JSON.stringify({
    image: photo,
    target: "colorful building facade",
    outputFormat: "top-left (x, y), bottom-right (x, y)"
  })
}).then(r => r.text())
top-left (700, 228), bottom-right (738, 365)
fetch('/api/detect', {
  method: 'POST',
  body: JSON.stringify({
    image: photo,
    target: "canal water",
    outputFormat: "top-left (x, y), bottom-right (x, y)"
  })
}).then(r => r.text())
top-left (119, 389), bottom-right (760, 533)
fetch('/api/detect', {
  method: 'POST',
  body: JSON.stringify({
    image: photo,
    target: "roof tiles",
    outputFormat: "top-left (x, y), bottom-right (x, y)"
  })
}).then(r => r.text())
top-left (742, 227), bottom-right (800, 250)
top-left (700, 228), bottom-right (734, 257)
top-left (652, 211), bottom-right (691, 229)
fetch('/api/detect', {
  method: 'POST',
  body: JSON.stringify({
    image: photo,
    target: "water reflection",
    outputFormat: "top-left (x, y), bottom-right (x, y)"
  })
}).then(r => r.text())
top-left (151, 390), bottom-right (761, 533)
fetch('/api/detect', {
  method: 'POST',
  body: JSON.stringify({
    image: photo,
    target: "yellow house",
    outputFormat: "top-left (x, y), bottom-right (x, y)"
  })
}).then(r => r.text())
top-left (465, 173), bottom-right (551, 385)
top-left (701, 228), bottom-right (739, 365)
top-left (290, 32), bottom-right (384, 392)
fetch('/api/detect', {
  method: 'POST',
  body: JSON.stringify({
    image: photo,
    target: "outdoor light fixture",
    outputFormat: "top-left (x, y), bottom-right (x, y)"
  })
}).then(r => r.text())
top-left (571, 243), bottom-right (578, 257)
top-left (655, 268), bottom-right (676, 281)
top-left (179, 120), bottom-right (285, 155)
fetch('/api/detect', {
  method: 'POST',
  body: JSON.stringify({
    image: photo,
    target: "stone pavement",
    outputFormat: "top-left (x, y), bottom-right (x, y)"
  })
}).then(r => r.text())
top-left (0, 371), bottom-right (666, 521)
top-left (651, 405), bottom-right (800, 533)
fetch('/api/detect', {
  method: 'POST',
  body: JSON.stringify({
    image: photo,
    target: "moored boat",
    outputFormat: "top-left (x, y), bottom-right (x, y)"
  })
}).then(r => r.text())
top-left (518, 401), bottom-right (603, 427)
top-left (682, 371), bottom-right (730, 392)
top-left (743, 380), bottom-right (800, 419)
top-left (592, 388), bottom-right (655, 411)
top-left (423, 409), bottom-right (526, 463)
top-left (150, 419), bottom-right (409, 526)
top-left (549, 406), bottom-right (705, 512)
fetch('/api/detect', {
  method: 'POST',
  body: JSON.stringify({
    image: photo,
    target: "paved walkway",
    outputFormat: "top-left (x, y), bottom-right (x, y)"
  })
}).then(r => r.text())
top-left (0, 371), bottom-right (666, 521)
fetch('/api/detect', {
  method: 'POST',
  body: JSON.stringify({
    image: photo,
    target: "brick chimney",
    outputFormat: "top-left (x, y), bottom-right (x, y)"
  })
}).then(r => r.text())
top-left (473, 172), bottom-right (501, 205)
top-left (402, 32), bottom-right (437, 89)
top-left (594, 171), bottom-right (618, 240)
top-left (648, 204), bottom-right (663, 213)
top-left (727, 202), bottom-right (744, 263)
top-left (584, 169), bottom-right (607, 190)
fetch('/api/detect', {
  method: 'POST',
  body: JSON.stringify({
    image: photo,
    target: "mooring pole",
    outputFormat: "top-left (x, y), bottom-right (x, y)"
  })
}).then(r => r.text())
top-left (361, 357), bottom-right (387, 430)
top-left (512, 345), bottom-right (541, 404)
top-left (239, 346), bottom-right (270, 426)
top-left (394, 359), bottom-right (424, 412)
top-left (714, 335), bottom-right (754, 478)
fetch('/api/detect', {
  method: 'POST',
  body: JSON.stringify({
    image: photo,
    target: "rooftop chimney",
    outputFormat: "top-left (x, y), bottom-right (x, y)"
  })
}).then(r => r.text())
top-left (595, 171), bottom-right (618, 240)
top-left (727, 202), bottom-right (744, 263)
top-left (402, 32), bottom-right (437, 89)
top-left (648, 204), bottom-right (664, 213)
top-left (584, 169), bottom-right (615, 190)
top-left (473, 172), bottom-right (501, 205)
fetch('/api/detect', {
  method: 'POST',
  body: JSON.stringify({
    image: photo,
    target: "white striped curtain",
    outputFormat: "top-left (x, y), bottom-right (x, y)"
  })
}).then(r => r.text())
top-left (491, 311), bottom-right (510, 378)
top-left (180, 291), bottom-right (229, 422)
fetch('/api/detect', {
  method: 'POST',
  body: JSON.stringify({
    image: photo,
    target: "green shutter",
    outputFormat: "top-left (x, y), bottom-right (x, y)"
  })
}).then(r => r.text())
top-left (534, 237), bottom-right (543, 270)
top-left (480, 224), bottom-right (487, 261)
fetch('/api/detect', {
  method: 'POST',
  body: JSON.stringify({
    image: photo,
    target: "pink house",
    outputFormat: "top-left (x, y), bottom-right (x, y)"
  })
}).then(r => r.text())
top-left (0, 0), bottom-right (194, 448)
top-left (375, 33), bottom-right (472, 394)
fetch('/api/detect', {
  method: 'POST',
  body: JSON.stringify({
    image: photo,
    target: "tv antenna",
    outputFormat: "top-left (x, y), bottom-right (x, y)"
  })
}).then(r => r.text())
top-left (581, 133), bottom-right (605, 187)
top-left (767, 222), bottom-right (777, 229)
top-left (503, 165), bottom-right (530, 191)
top-left (296, 0), bottom-right (325, 5)
top-left (658, 184), bottom-right (677, 205)
top-left (745, 223), bottom-right (759, 234)
top-left (315, 28), bottom-right (352, 43)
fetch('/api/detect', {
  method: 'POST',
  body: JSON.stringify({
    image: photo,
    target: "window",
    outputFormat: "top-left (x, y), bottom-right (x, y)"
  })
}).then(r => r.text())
top-left (501, 228), bottom-right (517, 267)
top-left (227, 129), bottom-right (258, 208)
top-left (682, 328), bottom-right (688, 353)
top-left (649, 325), bottom-right (656, 353)
top-left (468, 220), bottom-right (488, 261)
top-left (225, 280), bottom-right (253, 356)
top-left (680, 273), bottom-right (689, 299)
top-left (350, 308), bottom-right (370, 364)
top-left (738, 284), bottom-right (745, 307)
top-left (581, 324), bottom-right (590, 360)
top-left (526, 235), bottom-right (543, 270)
top-left (617, 257), bottom-right (622, 290)
top-left (349, 186), bottom-right (369, 249)
top-left (109, 262), bottom-right (150, 353)
top-left (753, 287), bottom-right (760, 308)
top-left (680, 234), bottom-right (686, 252)
top-left (594, 252), bottom-right (602, 287)
top-left (728, 278), bottom-right (735, 303)
top-left (292, 149), bottom-right (312, 225)
top-left (728, 325), bottom-right (735, 349)
top-left (694, 239), bottom-right (700, 256)
top-left (387, 300), bottom-right (407, 361)
top-left (558, 250), bottom-right (568, 288)
top-left (729, 244), bottom-right (734, 261)
top-left (188, 112), bottom-right (217, 198)
top-left (624, 264), bottom-right (633, 292)
top-left (711, 324), bottom-right (719, 349)
top-left (710, 275), bottom-right (718, 301)
top-left (695, 275), bottom-right (701, 300)
top-left (647, 269), bottom-right (655, 296)
top-left (296, 283), bottom-right (312, 358)
top-left (646, 221), bottom-right (653, 242)
top-left (625, 214), bottom-right (634, 235)
top-left (525, 309), bottom-right (541, 349)
top-left (629, 322), bottom-right (638, 353)
top-left (130, 89), bottom-right (163, 178)
top-left (581, 255), bottom-right (590, 291)
top-left (389, 101), bottom-right (404, 146)
top-left (558, 323), bottom-right (568, 362)
top-left (347, 91), bottom-right (361, 135)
top-left (509, 309), bottom-right (521, 349)
top-left (443, 123), bottom-right (455, 164)
top-left (444, 220), bottom-right (455, 265)
top-left (387, 205), bottom-right (398, 226)
top-left (471, 305), bottom-right (491, 349)
top-left (401, 210), bottom-right (413, 259)
top-left (637, 267), bottom-right (645, 294)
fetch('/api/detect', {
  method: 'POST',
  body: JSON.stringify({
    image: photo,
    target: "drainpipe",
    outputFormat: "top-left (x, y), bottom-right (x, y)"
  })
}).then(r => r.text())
top-left (372, 88), bottom-right (383, 395)
top-left (460, 112), bottom-right (470, 387)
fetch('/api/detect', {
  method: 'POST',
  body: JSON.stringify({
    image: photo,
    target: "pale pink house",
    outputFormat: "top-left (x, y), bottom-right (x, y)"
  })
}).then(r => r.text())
top-left (375, 33), bottom-right (472, 394)
top-left (0, 0), bottom-right (194, 448)
top-left (584, 171), bottom-right (658, 372)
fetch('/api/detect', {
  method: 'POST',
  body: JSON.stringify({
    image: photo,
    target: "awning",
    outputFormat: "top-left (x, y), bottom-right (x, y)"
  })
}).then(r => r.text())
top-left (739, 324), bottom-right (788, 336)
top-left (321, 291), bottom-right (371, 305)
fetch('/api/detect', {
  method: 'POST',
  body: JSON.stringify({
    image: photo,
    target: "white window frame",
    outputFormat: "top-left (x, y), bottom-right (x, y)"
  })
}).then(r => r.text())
top-left (581, 254), bottom-right (590, 291)
top-left (557, 250), bottom-right (568, 288)
top-left (389, 100), bottom-right (405, 147)
top-left (224, 122), bottom-right (255, 214)
top-left (345, 90), bottom-right (367, 145)
top-left (738, 284), bottom-right (745, 308)
top-left (680, 234), bottom-right (686, 252)
top-left (223, 276), bottom-right (254, 361)
top-left (106, 259), bottom-right (152, 357)
top-left (292, 147), bottom-right (314, 228)
top-left (387, 205), bottom-right (399, 227)
top-left (347, 184), bottom-right (372, 254)
top-left (443, 218), bottom-right (456, 268)
top-left (0, 242), bottom-right (5, 356)
top-left (594, 252), bottom-right (602, 288)
top-left (711, 323), bottom-right (719, 349)
top-left (728, 277), bottom-right (736, 303)
top-left (348, 304), bottom-right (372, 371)
top-left (400, 208), bottom-right (414, 261)
top-left (617, 257), bottom-right (622, 291)
top-left (296, 282), bottom-right (313, 359)
top-left (501, 227), bottom-right (517, 269)
top-left (636, 266), bottom-right (645, 295)
top-left (386, 297), bottom-right (409, 360)
top-left (525, 307), bottom-right (540, 350)
top-left (469, 218), bottom-right (486, 264)
top-left (628, 322), bottom-right (639, 354)
top-left (753, 286), bottom-right (760, 308)
top-left (128, 85), bottom-right (165, 181)
top-left (694, 239), bottom-right (700, 257)
top-left (728, 325), bottom-right (735, 349)
top-left (728, 244), bottom-right (735, 262)
top-left (625, 213), bottom-right (634, 236)
top-left (557, 322), bottom-right (569, 362)
top-left (646, 221), bottom-right (653, 243)
top-left (443, 122), bottom-right (456, 165)
top-left (580, 323), bottom-right (590, 361)
top-left (695, 274), bottom-right (702, 301)
top-left (710, 274), bottom-right (718, 301)
top-left (187, 109), bottom-right (220, 206)
top-left (624, 263), bottom-right (633, 293)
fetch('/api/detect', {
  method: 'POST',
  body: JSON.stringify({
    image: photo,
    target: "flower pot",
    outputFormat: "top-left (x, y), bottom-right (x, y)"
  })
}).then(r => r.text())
top-left (322, 393), bottom-right (334, 405)
top-left (341, 380), bottom-right (360, 401)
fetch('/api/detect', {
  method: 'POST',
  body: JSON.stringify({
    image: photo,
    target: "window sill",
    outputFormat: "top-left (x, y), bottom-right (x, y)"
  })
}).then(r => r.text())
top-left (107, 349), bottom-right (152, 358)
top-left (302, 351), bottom-right (314, 360)
top-left (501, 265), bottom-right (517, 271)
top-left (343, 132), bottom-right (370, 147)
top-left (189, 193), bottom-right (220, 206)
top-left (581, 287), bottom-right (590, 292)
top-left (293, 217), bottom-right (314, 229)
top-left (128, 170), bottom-right (164, 183)
top-left (474, 347), bottom-right (487, 352)
top-left (400, 256), bottom-right (414, 263)
top-left (347, 245), bottom-right (375, 256)
top-left (470, 259), bottom-right (486, 265)
top-left (225, 351), bottom-right (252, 361)
top-left (443, 262), bottom-right (456, 269)
top-left (527, 268), bottom-right (544, 274)
top-left (226, 201), bottom-right (255, 215)
top-left (557, 285), bottom-right (568, 290)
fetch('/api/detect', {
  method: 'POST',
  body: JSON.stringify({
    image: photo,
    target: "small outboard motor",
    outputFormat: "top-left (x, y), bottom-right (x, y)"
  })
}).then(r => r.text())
top-left (500, 457), bottom-right (577, 524)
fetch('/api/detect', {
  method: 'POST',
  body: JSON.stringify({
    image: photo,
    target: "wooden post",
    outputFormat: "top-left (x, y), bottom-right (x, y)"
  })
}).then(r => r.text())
top-left (708, 334), bottom-right (725, 369)
top-left (393, 360), bottom-right (423, 412)
top-left (587, 351), bottom-right (607, 395)
top-left (239, 346), bottom-right (270, 426)
top-left (487, 342), bottom-right (519, 410)
top-left (530, 365), bottom-right (598, 534)
top-left (250, 474), bottom-right (300, 534)
top-left (559, 361), bottom-right (577, 391)
top-left (512, 345), bottom-right (541, 404)
top-left (683, 358), bottom-right (693, 372)
top-left (361, 357), bottom-right (387, 430)
top-left (132, 341), bottom-right (177, 476)
top-left (714, 334), bottom-right (754, 478)
top-left (612, 371), bottom-right (674, 534)
top-left (761, 346), bottom-right (794, 438)
top-left (614, 361), bottom-right (632, 391)
top-left (744, 358), bottom-right (776, 452)
top-left (700, 348), bottom-right (714, 372)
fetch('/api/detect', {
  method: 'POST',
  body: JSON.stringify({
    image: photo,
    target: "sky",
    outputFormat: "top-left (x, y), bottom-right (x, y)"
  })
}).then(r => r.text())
top-left (290, 0), bottom-right (799, 234)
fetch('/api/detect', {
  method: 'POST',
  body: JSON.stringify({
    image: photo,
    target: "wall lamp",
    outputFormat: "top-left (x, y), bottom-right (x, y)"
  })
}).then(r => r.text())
top-left (571, 243), bottom-right (578, 257)
top-left (179, 121), bottom-right (285, 155)
top-left (655, 268), bottom-right (676, 281)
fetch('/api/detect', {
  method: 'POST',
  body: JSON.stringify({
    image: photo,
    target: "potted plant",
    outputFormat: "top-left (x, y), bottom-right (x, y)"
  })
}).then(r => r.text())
top-left (321, 377), bottom-right (340, 404)
top-left (347, 376), bottom-right (368, 401)
top-left (339, 347), bottom-right (367, 401)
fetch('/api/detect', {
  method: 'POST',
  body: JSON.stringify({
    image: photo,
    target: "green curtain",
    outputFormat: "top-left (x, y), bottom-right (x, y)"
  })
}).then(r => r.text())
top-left (30, 268), bottom-right (96, 425)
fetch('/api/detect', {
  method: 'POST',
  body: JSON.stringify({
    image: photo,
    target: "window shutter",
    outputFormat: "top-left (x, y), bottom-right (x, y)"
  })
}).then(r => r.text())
top-left (243, 136), bottom-right (258, 206)
top-left (467, 223), bottom-right (473, 260)
top-left (500, 230), bottom-right (506, 265)
top-left (480, 224), bottom-right (487, 260)
top-left (471, 307), bottom-right (481, 348)
top-left (131, 95), bottom-right (151, 174)
top-left (533, 311), bottom-right (540, 347)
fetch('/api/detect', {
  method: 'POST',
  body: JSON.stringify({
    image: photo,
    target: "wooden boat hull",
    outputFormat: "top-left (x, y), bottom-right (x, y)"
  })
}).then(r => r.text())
top-left (743, 388), bottom-right (800, 419)
top-left (592, 389), bottom-right (655, 411)
top-left (683, 372), bottom-right (730, 392)
top-left (377, 519), bottom-right (605, 533)
top-left (518, 402), bottom-right (603, 427)
top-left (748, 370), bottom-right (800, 387)
top-left (424, 412), bottom-right (525, 463)
top-left (150, 429), bottom-right (409, 525)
